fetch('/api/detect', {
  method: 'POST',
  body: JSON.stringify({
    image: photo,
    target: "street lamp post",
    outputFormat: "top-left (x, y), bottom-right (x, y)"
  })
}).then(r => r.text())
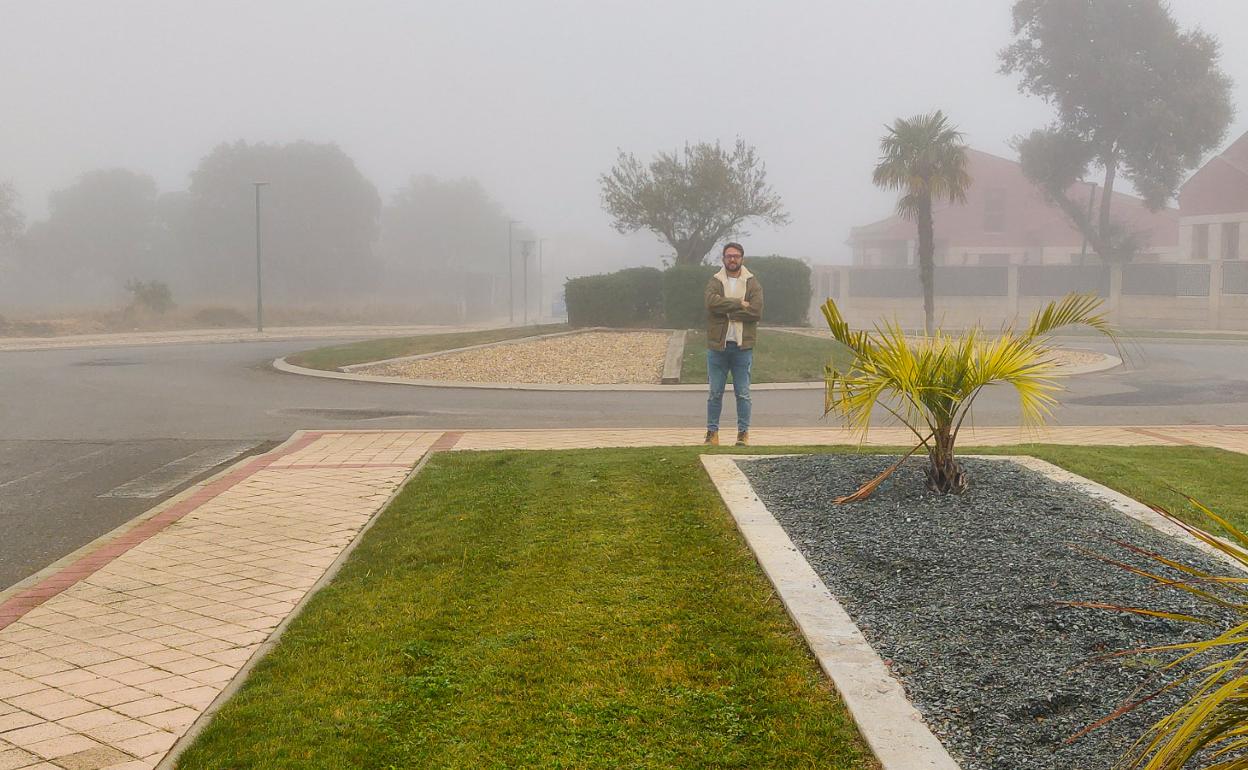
top-left (253, 182), bottom-right (269, 332)
top-left (519, 240), bottom-right (535, 325)
top-left (538, 238), bottom-right (548, 323)
top-left (507, 219), bottom-right (521, 325)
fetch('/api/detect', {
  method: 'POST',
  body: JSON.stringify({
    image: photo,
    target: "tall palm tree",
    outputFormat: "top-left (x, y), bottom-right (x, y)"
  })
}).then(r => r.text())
top-left (873, 111), bottom-right (972, 335)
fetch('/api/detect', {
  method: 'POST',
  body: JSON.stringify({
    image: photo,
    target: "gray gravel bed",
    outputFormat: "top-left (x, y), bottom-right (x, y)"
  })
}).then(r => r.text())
top-left (738, 455), bottom-right (1238, 770)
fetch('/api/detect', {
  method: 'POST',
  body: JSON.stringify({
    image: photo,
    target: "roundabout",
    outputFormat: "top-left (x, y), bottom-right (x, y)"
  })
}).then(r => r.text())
top-left (273, 326), bottom-right (1122, 392)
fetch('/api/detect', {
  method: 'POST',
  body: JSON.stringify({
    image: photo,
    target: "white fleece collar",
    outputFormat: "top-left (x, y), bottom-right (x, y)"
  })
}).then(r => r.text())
top-left (714, 265), bottom-right (753, 283)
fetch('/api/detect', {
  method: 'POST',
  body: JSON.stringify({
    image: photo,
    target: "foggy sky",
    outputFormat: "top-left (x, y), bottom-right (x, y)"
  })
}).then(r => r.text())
top-left (2, 0), bottom-right (1246, 272)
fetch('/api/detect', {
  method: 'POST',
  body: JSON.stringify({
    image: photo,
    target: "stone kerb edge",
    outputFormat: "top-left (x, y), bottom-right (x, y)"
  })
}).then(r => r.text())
top-left (661, 329), bottom-right (687, 384)
top-left (700, 454), bottom-right (961, 770)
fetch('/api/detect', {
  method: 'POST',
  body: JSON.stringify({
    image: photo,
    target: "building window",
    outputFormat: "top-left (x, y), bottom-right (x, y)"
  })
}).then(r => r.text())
top-left (1193, 224), bottom-right (1210, 260)
top-left (979, 253), bottom-right (1011, 266)
top-left (1223, 222), bottom-right (1241, 260)
top-left (983, 188), bottom-right (1007, 233)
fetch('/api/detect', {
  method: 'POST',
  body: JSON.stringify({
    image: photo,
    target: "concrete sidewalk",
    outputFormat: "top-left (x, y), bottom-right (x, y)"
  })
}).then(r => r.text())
top-left (1, 425), bottom-right (1245, 769)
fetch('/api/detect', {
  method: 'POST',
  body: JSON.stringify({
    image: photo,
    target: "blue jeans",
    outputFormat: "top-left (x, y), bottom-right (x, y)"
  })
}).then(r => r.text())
top-left (707, 342), bottom-right (753, 434)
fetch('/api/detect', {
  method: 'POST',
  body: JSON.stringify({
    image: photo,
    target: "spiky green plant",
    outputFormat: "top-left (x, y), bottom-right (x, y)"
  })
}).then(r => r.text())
top-left (1072, 498), bottom-right (1248, 770)
top-left (821, 292), bottom-right (1117, 496)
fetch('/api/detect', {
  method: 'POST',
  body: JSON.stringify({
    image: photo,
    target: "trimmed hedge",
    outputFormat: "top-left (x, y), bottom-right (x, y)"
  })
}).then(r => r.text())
top-left (662, 256), bottom-right (812, 328)
top-left (661, 265), bottom-right (717, 329)
top-left (564, 267), bottom-right (664, 327)
top-left (565, 257), bottom-right (812, 329)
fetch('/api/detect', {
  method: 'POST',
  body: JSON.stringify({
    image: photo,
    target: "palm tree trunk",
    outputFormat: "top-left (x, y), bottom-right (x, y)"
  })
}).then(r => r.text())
top-left (917, 193), bottom-right (936, 335)
top-left (1097, 148), bottom-right (1118, 260)
top-left (926, 427), bottom-right (967, 494)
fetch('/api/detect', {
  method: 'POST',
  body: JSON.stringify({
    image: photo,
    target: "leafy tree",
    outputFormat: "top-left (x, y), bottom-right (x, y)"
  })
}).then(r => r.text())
top-left (24, 169), bottom-right (160, 291)
top-left (599, 139), bottom-right (789, 266)
top-left (1001, 0), bottom-right (1233, 261)
top-left (124, 279), bottom-right (174, 315)
top-left (185, 140), bottom-right (381, 301)
top-left (0, 181), bottom-right (23, 245)
top-left (380, 175), bottom-right (508, 275)
top-left (872, 111), bottom-right (971, 335)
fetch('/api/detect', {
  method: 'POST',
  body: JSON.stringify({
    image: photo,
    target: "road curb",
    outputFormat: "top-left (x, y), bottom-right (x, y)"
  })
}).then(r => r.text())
top-left (272, 346), bottom-right (1120, 391)
top-left (273, 355), bottom-right (826, 391)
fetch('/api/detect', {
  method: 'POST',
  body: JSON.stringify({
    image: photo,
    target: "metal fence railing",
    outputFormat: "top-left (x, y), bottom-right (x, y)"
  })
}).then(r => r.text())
top-left (1223, 261), bottom-right (1248, 295)
top-left (844, 266), bottom-right (1008, 298)
top-left (1019, 265), bottom-right (1111, 297)
top-left (1122, 263), bottom-right (1210, 297)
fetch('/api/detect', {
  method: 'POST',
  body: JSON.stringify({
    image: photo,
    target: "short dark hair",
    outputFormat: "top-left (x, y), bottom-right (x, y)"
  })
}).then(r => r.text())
top-left (722, 242), bottom-right (745, 257)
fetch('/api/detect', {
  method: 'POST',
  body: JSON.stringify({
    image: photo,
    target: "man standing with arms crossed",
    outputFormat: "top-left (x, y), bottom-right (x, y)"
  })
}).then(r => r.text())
top-left (704, 242), bottom-right (763, 446)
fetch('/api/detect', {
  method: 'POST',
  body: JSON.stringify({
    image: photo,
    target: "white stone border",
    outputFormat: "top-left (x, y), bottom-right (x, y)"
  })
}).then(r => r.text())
top-left (274, 327), bottom-right (1118, 391)
top-left (701, 452), bottom-right (1247, 769)
top-left (701, 454), bottom-right (960, 769)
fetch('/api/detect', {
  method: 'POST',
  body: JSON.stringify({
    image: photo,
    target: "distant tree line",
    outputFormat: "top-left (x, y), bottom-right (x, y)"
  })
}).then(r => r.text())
top-left (0, 140), bottom-right (518, 312)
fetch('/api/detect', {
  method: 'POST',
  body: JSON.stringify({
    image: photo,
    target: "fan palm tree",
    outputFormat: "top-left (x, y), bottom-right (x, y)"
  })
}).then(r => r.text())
top-left (873, 110), bottom-right (972, 335)
top-left (822, 293), bottom-right (1118, 495)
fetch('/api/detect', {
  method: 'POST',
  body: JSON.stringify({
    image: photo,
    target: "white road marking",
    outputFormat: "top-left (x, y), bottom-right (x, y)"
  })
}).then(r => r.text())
top-left (99, 443), bottom-right (257, 499)
top-left (0, 446), bottom-right (114, 490)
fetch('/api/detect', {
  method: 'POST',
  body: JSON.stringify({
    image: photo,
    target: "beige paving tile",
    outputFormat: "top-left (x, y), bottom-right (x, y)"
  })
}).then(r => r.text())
top-left (82, 720), bottom-right (155, 744)
top-left (164, 687), bottom-right (217, 709)
top-left (137, 708), bottom-right (198, 732)
top-left (80, 688), bottom-right (146, 709)
top-left (49, 744), bottom-right (132, 770)
top-left (109, 699), bottom-right (178, 721)
top-left (5, 691), bottom-right (70, 713)
top-left (112, 731), bottom-right (175, 759)
top-left (21, 698), bottom-right (96, 723)
top-left (0, 679), bottom-right (43, 700)
top-left (25, 733), bottom-right (99, 760)
top-left (55, 710), bottom-right (125, 733)
top-left (0, 711), bottom-right (41, 734)
top-left (0, 748), bottom-right (38, 770)
top-left (0, 723), bottom-right (70, 749)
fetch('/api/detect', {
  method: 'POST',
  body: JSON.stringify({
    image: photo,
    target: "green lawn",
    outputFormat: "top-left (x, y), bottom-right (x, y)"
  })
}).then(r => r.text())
top-left (681, 329), bottom-right (830, 384)
top-left (177, 444), bottom-right (1248, 768)
top-left (286, 324), bottom-right (569, 370)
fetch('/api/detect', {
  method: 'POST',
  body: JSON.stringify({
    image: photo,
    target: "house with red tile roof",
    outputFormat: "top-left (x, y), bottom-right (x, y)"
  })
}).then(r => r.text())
top-left (849, 149), bottom-right (1180, 266)
top-left (1177, 130), bottom-right (1248, 262)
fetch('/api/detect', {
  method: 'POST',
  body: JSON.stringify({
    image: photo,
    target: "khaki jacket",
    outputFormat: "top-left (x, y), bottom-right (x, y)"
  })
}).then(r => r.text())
top-left (705, 267), bottom-right (763, 350)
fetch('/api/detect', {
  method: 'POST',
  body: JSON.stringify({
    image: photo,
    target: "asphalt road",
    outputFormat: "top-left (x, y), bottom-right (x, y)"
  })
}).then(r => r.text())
top-left (2, 332), bottom-right (1247, 591)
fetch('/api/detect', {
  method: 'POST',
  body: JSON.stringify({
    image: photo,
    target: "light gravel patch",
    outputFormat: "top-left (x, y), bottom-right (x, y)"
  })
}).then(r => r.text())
top-left (358, 331), bottom-right (670, 385)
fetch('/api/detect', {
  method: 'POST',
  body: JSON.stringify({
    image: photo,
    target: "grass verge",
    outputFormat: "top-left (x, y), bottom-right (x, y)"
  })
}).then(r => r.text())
top-left (286, 323), bottom-right (568, 370)
top-left (177, 443), bottom-right (1248, 768)
top-left (681, 329), bottom-right (828, 384)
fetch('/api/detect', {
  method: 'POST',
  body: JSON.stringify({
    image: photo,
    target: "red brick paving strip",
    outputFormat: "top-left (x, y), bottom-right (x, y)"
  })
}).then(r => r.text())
top-left (0, 431), bottom-right (335, 631)
top-left (1127, 427), bottom-right (1200, 446)
top-left (430, 431), bottom-right (463, 452)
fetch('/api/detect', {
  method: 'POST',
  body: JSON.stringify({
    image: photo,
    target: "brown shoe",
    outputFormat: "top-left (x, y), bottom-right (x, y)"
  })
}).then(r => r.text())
top-left (704, 430), bottom-right (719, 446)
top-left (735, 431), bottom-right (749, 446)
